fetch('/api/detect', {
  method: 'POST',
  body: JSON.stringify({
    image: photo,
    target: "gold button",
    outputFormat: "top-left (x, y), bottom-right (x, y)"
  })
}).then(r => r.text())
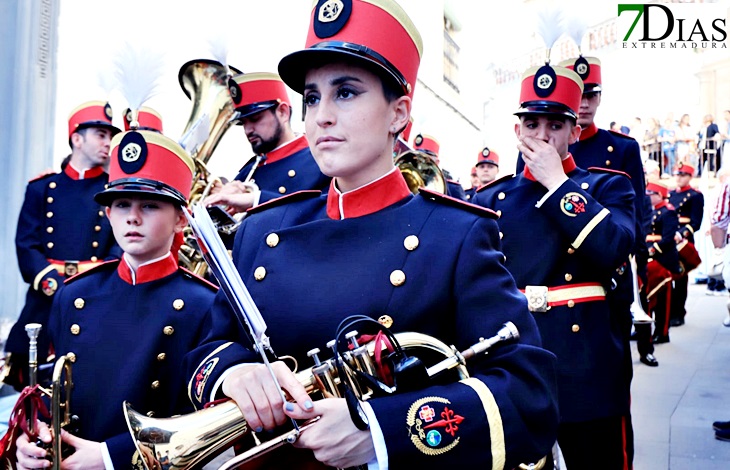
top-left (390, 269), bottom-right (406, 286)
top-left (49, 182), bottom-right (57, 189)
top-left (90, 256), bottom-right (98, 262)
top-left (151, 380), bottom-right (160, 390)
top-left (567, 248), bottom-right (575, 254)
top-left (278, 186), bottom-right (286, 194)
top-left (173, 299), bottom-right (184, 310)
top-left (46, 211), bottom-right (53, 218)
top-left (499, 231), bottom-right (503, 239)
top-left (47, 242), bottom-right (54, 249)
top-left (46, 197), bottom-right (53, 204)
top-left (94, 225), bottom-right (101, 232)
top-left (571, 324), bottom-right (580, 333)
top-left (496, 210), bottom-right (502, 218)
top-left (266, 233), bottom-right (280, 247)
top-left (498, 192), bottom-right (506, 200)
top-left (581, 182), bottom-right (589, 190)
top-left (46, 226), bottom-right (53, 234)
top-left (565, 273), bottom-right (573, 282)
top-left (567, 300), bottom-right (575, 308)
top-left (66, 352), bottom-right (76, 363)
top-left (74, 298), bottom-right (85, 309)
top-left (92, 241), bottom-right (99, 248)
top-left (98, 210), bottom-right (104, 217)
top-left (146, 411), bottom-right (155, 417)
top-left (607, 146), bottom-right (614, 152)
top-left (157, 353), bottom-right (166, 362)
top-left (163, 326), bottom-right (174, 336)
top-left (378, 315), bottom-right (393, 328)
top-left (403, 235), bottom-right (419, 251)
top-left (605, 160), bottom-right (611, 166)
top-left (288, 170), bottom-right (296, 177)
top-left (254, 266), bottom-right (267, 281)
top-left (70, 324), bottom-right (80, 335)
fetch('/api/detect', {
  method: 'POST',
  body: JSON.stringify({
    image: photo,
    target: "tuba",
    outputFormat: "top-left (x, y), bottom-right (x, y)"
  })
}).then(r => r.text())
top-left (176, 59), bottom-right (242, 276)
top-left (394, 149), bottom-right (447, 194)
top-left (124, 323), bottom-right (519, 470)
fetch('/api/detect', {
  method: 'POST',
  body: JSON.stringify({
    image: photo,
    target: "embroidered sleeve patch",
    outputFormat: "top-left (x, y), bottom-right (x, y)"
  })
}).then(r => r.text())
top-left (560, 192), bottom-right (587, 217)
top-left (41, 278), bottom-right (58, 296)
top-left (194, 357), bottom-right (219, 403)
top-left (407, 396), bottom-right (464, 456)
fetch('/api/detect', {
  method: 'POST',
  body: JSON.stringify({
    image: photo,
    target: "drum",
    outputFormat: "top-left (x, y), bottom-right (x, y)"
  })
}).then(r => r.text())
top-left (646, 259), bottom-right (673, 300)
top-left (676, 239), bottom-right (701, 274)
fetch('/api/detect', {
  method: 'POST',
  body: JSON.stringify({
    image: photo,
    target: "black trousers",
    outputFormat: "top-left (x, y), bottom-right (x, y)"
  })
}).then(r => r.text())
top-left (558, 414), bottom-right (634, 470)
top-left (670, 275), bottom-right (688, 322)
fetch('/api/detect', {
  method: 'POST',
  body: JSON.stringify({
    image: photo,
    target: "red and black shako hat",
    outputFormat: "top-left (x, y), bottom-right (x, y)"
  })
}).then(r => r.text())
top-left (476, 147), bottom-right (499, 166)
top-left (229, 72), bottom-right (292, 120)
top-left (124, 106), bottom-right (163, 133)
top-left (278, 0), bottom-right (423, 98)
top-left (559, 56), bottom-right (602, 93)
top-left (413, 133), bottom-right (439, 157)
top-left (67, 100), bottom-right (121, 139)
top-left (646, 180), bottom-right (669, 199)
top-left (95, 130), bottom-right (194, 207)
top-left (515, 64), bottom-right (584, 121)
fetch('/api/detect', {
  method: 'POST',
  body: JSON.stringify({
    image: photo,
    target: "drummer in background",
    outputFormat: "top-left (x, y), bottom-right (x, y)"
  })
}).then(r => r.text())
top-left (184, 0), bottom-right (558, 468)
top-left (668, 162), bottom-right (706, 311)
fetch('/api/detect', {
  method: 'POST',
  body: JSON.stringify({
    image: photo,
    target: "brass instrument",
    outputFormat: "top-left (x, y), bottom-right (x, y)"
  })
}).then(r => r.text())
top-left (629, 255), bottom-right (654, 324)
top-left (394, 149), bottom-right (447, 194)
top-left (176, 59), bottom-right (242, 276)
top-left (125, 323), bottom-right (519, 470)
top-left (0, 325), bottom-right (75, 470)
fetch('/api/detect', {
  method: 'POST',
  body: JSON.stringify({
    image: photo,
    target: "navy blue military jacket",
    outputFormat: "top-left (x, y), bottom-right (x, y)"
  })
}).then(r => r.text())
top-left (473, 156), bottom-right (635, 423)
top-left (9, 166), bottom-right (118, 357)
top-left (668, 185), bottom-right (703, 241)
top-left (446, 180), bottom-right (467, 201)
top-left (647, 202), bottom-right (681, 273)
top-left (183, 170), bottom-right (558, 468)
top-left (234, 135), bottom-right (330, 204)
top-left (49, 255), bottom-right (217, 469)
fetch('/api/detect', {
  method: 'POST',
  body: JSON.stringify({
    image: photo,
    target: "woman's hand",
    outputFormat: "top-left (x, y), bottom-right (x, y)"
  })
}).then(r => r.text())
top-left (286, 397), bottom-right (376, 468)
top-left (16, 420), bottom-right (51, 469)
top-left (55, 430), bottom-right (104, 470)
top-left (221, 361), bottom-right (313, 433)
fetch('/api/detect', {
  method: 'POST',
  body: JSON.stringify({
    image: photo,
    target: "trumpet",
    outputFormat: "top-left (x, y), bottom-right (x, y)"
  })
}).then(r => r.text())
top-left (629, 255), bottom-right (654, 324)
top-left (125, 322), bottom-right (519, 470)
top-left (0, 325), bottom-right (76, 470)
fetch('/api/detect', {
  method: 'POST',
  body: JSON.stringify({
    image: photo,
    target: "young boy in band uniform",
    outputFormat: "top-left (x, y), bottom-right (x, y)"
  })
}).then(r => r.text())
top-left (14, 119), bottom-right (217, 470)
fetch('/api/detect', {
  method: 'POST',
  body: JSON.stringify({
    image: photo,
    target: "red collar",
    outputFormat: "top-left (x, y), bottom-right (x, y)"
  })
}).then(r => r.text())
top-left (263, 135), bottom-right (309, 165)
top-left (117, 253), bottom-right (178, 285)
top-left (64, 164), bottom-right (105, 180)
top-left (326, 169), bottom-right (411, 219)
top-left (675, 185), bottom-right (692, 193)
top-left (523, 154), bottom-right (577, 182)
top-left (579, 123), bottom-right (598, 141)
top-left (654, 200), bottom-right (668, 210)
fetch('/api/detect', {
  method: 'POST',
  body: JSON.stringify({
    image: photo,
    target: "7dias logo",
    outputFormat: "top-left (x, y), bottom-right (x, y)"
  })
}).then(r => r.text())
top-left (618, 3), bottom-right (728, 49)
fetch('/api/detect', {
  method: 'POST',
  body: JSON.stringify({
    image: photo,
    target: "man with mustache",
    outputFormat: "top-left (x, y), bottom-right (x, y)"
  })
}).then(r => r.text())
top-left (204, 72), bottom-right (330, 214)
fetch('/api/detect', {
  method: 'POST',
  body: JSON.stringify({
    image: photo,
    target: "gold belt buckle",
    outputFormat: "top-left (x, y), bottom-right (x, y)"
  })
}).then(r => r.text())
top-left (64, 261), bottom-right (79, 277)
top-left (525, 285), bottom-right (549, 313)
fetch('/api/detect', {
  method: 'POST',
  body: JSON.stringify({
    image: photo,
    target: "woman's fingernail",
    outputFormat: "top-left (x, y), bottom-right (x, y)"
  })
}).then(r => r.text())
top-left (304, 400), bottom-right (313, 410)
top-left (285, 402), bottom-right (295, 412)
top-left (255, 426), bottom-right (263, 433)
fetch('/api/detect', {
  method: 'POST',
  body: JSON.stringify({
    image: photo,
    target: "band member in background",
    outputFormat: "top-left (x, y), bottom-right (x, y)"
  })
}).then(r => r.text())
top-left (15, 123), bottom-right (217, 469)
top-left (184, 0), bottom-right (558, 468)
top-left (645, 180), bottom-right (682, 345)
top-left (475, 147), bottom-right (500, 186)
top-left (5, 102), bottom-right (121, 391)
top-left (473, 63), bottom-right (636, 469)
top-left (413, 133), bottom-right (467, 200)
top-left (204, 72), bottom-right (330, 214)
top-left (464, 166), bottom-right (479, 201)
top-left (669, 162), bottom-right (704, 323)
